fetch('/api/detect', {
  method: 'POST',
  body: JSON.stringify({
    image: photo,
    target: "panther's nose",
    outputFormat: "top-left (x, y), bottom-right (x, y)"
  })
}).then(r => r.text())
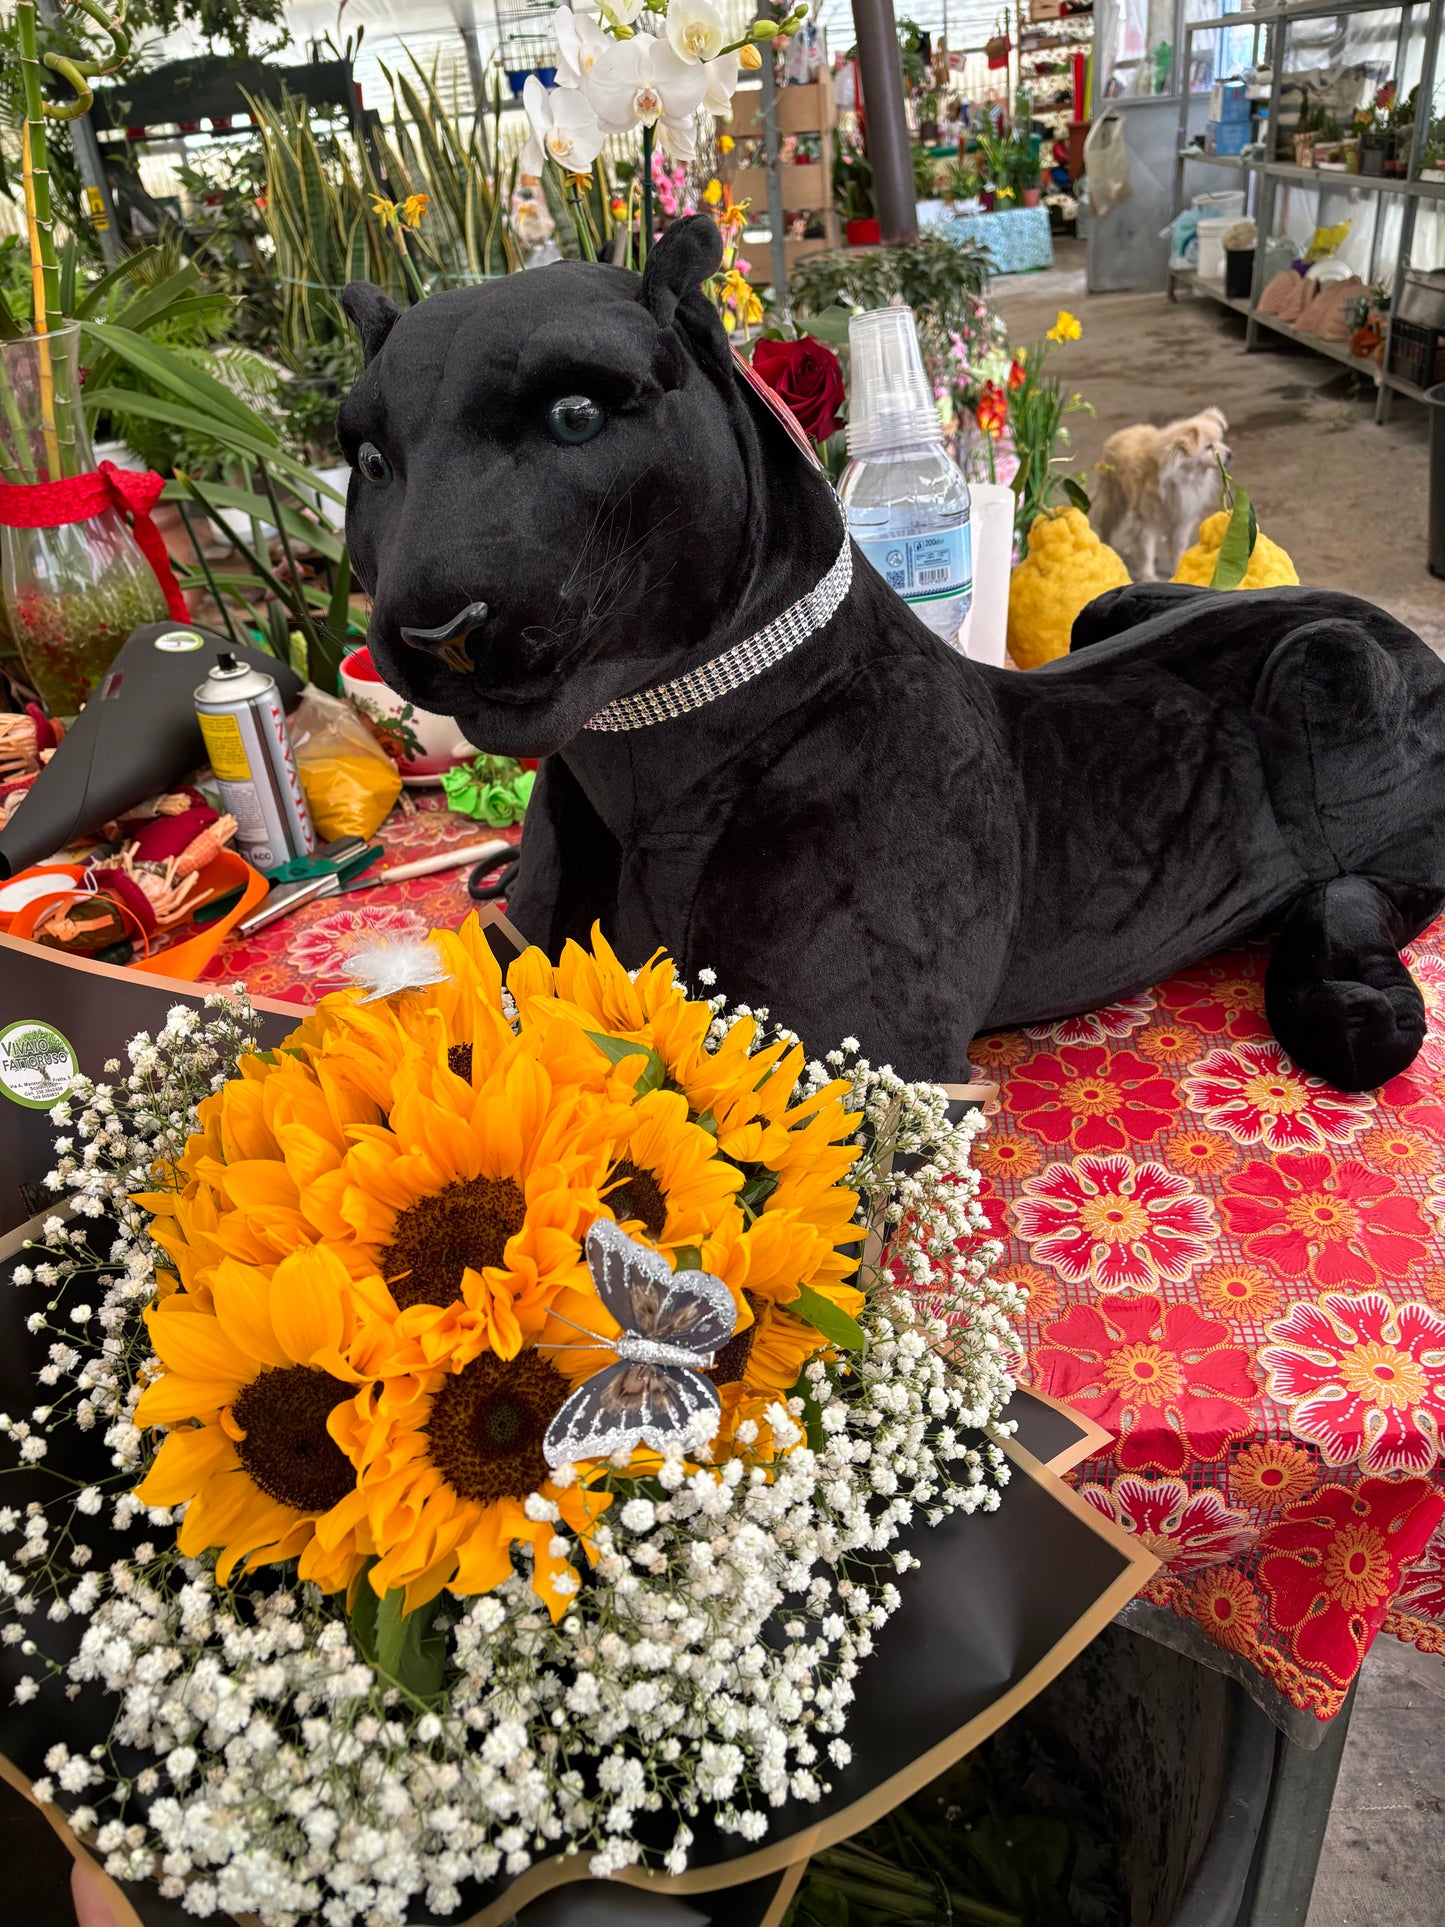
top-left (400, 601), bottom-right (489, 674)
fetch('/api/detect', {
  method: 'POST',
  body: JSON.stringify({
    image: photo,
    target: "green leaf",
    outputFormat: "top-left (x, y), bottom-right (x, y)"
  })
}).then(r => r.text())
top-left (1061, 474), bottom-right (1092, 516)
top-left (788, 1368), bottom-right (825, 1453)
top-left (74, 245), bottom-right (162, 319)
top-left (673, 1245), bottom-right (703, 1271)
top-left (586, 1030), bottom-right (667, 1097)
top-left (799, 305), bottom-right (854, 347)
top-left (82, 390), bottom-right (332, 502)
top-left (81, 319), bottom-right (277, 442)
top-left (739, 1168), bottom-right (781, 1217)
top-left (374, 1587), bottom-right (448, 1702)
top-left (160, 479), bottom-right (345, 565)
top-left (789, 1282), bottom-right (866, 1351)
top-left (1210, 483), bottom-right (1256, 590)
top-left (348, 1572), bottom-right (447, 1703)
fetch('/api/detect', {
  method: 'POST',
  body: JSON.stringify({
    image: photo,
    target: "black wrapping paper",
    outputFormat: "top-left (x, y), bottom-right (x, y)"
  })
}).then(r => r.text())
top-left (0, 623), bottom-right (303, 881)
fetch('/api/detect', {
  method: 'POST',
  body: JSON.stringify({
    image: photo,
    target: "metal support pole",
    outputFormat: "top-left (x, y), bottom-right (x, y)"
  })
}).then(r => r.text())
top-left (35, 0), bottom-right (121, 264)
top-left (758, 13), bottom-right (788, 299)
top-left (852, 0), bottom-right (918, 244)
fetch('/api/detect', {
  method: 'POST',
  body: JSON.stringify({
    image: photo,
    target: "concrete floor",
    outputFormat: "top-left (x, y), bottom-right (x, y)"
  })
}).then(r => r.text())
top-left (990, 239), bottom-right (1443, 651)
top-left (992, 241), bottom-right (1445, 1927)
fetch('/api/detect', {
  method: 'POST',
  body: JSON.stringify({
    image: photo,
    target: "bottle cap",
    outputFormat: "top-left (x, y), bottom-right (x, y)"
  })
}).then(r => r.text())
top-left (845, 306), bottom-right (943, 456)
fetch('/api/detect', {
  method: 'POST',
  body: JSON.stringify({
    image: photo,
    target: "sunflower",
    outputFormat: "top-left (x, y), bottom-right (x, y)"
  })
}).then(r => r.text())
top-left (133, 1246), bottom-right (389, 1590)
top-left (601, 1088), bottom-right (745, 1252)
top-left (321, 1352), bottom-right (610, 1618)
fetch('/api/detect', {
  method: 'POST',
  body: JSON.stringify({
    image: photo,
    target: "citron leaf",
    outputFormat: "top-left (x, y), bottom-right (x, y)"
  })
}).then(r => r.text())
top-left (1211, 484), bottom-right (1256, 589)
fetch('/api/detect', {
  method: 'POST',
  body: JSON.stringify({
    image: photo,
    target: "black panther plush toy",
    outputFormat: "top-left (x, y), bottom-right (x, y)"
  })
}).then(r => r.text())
top-left (339, 215), bottom-right (1445, 1093)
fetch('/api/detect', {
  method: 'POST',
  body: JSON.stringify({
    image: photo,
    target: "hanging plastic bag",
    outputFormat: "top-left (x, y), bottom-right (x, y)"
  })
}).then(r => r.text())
top-left (1084, 113), bottom-right (1133, 217)
top-left (288, 684), bottom-right (402, 842)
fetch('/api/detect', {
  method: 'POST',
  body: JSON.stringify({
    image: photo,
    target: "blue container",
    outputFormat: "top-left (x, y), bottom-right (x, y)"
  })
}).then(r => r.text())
top-left (505, 64), bottom-right (557, 96)
top-left (1212, 79), bottom-right (1251, 123)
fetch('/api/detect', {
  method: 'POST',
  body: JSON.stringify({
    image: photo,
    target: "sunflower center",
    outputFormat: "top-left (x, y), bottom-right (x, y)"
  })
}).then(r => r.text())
top-left (708, 1289), bottom-right (763, 1387)
top-left (606, 1158), bottom-right (669, 1239)
top-left (382, 1175), bottom-right (527, 1310)
top-left (447, 1042), bottom-right (474, 1082)
top-left (425, 1349), bottom-right (565, 1505)
top-left (230, 1366), bottom-right (356, 1514)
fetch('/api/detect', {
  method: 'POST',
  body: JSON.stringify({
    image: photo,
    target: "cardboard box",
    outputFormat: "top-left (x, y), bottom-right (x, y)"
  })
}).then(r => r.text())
top-left (1208, 79), bottom-right (1250, 123)
top-left (725, 78), bottom-right (835, 141)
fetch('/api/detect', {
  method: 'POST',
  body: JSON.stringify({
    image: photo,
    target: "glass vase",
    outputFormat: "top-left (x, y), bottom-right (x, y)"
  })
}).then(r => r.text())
top-left (0, 325), bottom-right (166, 714)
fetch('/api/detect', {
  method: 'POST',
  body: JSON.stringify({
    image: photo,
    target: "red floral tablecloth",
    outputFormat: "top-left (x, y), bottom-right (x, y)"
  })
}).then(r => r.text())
top-left (203, 792), bottom-right (517, 1001)
top-left (209, 798), bottom-right (1445, 1732)
top-left (972, 937), bottom-right (1445, 1730)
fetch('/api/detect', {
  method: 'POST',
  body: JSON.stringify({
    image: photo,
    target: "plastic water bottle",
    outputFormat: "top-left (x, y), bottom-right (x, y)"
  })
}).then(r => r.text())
top-left (837, 306), bottom-right (972, 650)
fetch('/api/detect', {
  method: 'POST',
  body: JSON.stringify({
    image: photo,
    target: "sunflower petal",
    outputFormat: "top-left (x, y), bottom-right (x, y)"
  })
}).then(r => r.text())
top-left (269, 1246), bottom-right (348, 1364)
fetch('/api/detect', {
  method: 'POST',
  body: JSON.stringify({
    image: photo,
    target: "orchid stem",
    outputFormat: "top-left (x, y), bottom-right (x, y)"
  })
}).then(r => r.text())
top-left (640, 123), bottom-right (654, 267)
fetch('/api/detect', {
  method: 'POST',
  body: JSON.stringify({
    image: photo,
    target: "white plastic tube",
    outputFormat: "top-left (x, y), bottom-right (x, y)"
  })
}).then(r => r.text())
top-left (962, 482), bottom-right (1015, 667)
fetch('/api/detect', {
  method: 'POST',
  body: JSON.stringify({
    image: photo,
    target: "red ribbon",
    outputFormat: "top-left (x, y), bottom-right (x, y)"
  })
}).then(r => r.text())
top-left (0, 460), bottom-right (189, 623)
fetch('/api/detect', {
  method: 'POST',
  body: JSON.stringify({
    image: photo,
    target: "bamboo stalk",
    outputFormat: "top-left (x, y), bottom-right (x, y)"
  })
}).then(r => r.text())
top-left (17, 0), bottom-right (62, 480)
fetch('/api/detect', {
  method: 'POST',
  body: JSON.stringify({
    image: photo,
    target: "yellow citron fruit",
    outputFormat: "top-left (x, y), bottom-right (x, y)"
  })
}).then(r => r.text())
top-left (1006, 506), bottom-right (1131, 669)
top-left (1172, 510), bottom-right (1299, 590)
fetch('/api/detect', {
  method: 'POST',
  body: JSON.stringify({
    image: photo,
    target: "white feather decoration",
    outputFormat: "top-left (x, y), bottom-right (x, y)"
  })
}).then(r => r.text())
top-left (343, 938), bottom-right (450, 1003)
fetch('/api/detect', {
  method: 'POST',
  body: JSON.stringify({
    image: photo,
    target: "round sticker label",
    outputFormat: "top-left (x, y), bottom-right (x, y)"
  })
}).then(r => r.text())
top-left (154, 630), bottom-right (204, 653)
top-left (0, 1020), bottom-right (78, 1110)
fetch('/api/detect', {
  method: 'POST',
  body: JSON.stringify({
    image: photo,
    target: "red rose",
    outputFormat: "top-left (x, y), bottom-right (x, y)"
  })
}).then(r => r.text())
top-left (751, 335), bottom-right (846, 445)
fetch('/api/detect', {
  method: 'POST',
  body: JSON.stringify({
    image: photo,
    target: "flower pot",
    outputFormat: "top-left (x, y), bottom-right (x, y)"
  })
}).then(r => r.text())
top-left (0, 327), bottom-right (166, 714)
top-left (1358, 131), bottom-right (1392, 176)
top-left (1022, 186), bottom-right (1042, 206)
top-left (845, 217), bottom-right (881, 245)
top-left (980, 190), bottom-right (996, 211)
top-left (339, 645), bottom-right (472, 784)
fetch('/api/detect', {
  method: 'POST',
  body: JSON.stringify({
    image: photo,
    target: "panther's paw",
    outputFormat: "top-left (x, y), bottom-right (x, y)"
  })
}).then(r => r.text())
top-left (1266, 974), bottom-right (1426, 1092)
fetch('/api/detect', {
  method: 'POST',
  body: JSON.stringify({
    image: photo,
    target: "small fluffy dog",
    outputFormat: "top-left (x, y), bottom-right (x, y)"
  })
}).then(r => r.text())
top-left (1091, 408), bottom-right (1230, 581)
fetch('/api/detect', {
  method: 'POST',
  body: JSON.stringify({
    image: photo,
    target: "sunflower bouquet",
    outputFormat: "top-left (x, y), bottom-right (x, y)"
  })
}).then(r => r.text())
top-left (0, 921), bottom-right (1022, 1925)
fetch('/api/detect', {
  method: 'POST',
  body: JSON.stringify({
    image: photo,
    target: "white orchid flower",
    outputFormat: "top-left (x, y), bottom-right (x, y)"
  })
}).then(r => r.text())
top-left (666, 0), bottom-right (725, 64)
top-left (603, 0), bottom-right (644, 22)
top-left (521, 74), bottom-right (605, 175)
top-left (701, 50), bottom-right (739, 116)
top-left (554, 9), bottom-right (610, 89)
top-left (658, 116), bottom-right (699, 160)
top-left (586, 30), bottom-right (708, 133)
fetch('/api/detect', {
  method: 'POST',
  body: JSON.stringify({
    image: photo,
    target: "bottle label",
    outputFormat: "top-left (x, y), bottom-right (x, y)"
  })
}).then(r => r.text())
top-left (856, 526), bottom-right (972, 606)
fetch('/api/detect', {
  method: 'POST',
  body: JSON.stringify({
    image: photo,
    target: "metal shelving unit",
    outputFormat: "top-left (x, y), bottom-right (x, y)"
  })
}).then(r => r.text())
top-left (1166, 0), bottom-right (1445, 420)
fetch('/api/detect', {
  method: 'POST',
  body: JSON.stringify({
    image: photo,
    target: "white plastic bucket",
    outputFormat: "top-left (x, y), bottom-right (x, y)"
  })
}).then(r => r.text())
top-left (1196, 219), bottom-right (1230, 282)
top-left (1192, 189), bottom-right (1246, 220)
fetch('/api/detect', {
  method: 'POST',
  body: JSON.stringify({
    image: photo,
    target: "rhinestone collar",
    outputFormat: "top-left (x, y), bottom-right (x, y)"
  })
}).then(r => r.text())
top-left (583, 528), bottom-right (853, 733)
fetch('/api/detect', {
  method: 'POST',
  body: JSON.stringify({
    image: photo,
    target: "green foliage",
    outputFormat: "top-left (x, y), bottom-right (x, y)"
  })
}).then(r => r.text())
top-left (833, 134), bottom-right (875, 222)
top-left (786, 1729), bottom-right (1127, 1927)
top-left (348, 1572), bottom-right (447, 1704)
top-left (789, 234), bottom-right (990, 335)
top-left (1007, 344), bottom-right (1092, 545)
top-left (911, 145), bottom-right (939, 198)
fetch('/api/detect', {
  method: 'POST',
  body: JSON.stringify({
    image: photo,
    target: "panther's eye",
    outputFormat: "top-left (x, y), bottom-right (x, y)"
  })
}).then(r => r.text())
top-left (357, 441), bottom-right (392, 487)
top-left (546, 395), bottom-right (606, 446)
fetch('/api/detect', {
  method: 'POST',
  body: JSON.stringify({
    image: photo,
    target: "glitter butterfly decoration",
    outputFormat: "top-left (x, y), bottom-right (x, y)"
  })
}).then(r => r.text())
top-left (541, 1218), bottom-right (737, 1468)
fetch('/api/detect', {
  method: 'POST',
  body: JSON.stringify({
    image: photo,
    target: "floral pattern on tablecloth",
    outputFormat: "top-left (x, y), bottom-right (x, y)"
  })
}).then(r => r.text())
top-left (204, 793), bottom-right (518, 1003)
top-left (982, 930), bottom-right (1445, 1722)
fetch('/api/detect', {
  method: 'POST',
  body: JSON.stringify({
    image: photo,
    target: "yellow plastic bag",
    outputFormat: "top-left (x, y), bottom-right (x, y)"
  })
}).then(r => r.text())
top-left (289, 685), bottom-right (402, 842)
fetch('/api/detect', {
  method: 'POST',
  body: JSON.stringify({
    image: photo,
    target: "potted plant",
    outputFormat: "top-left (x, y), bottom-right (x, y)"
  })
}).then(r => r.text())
top-left (919, 88), bottom-right (940, 144)
top-left (1013, 142), bottom-right (1043, 207)
top-left (1422, 128), bottom-right (1445, 182)
top-left (943, 155), bottom-right (982, 205)
top-left (1358, 84), bottom-right (1394, 176)
top-left (836, 135), bottom-right (879, 245)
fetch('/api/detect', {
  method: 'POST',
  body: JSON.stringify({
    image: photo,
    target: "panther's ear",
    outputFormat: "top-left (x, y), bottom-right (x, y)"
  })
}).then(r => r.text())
top-left (639, 214), bottom-right (725, 330)
top-left (341, 282), bottom-right (401, 366)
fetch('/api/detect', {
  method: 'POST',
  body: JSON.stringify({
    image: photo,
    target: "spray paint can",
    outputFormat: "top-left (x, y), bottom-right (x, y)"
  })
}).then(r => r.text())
top-left (194, 653), bottom-right (315, 871)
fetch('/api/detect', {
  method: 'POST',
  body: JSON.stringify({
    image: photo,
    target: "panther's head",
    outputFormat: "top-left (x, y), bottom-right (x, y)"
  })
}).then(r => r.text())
top-left (339, 215), bottom-right (771, 758)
